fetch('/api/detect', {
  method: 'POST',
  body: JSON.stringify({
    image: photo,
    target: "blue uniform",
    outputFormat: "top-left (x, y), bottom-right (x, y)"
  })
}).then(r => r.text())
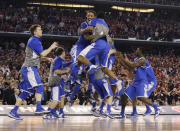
top-left (70, 21), bottom-right (91, 63)
top-left (69, 63), bottom-right (83, 82)
top-left (50, 57), bottom-right (71, 101)
top-left (77, 21), bottom-right (91, 47)
top-left (65, 63), bottom-right (82, 101)
top-left (145, 60), bottom-right (157, 97)
top-left (68, 22), bottom-right (91, 97)
top-left (91, 66), bottom-right (113, 100)
top-left (87, 57), bottom-right (99, 91)
top-left (19, 67), bottom-right (43, 95)
top-left (69, 21), bottom-right (91, 91)
top-left (88, 56), bottom-right (99, 84)
top-left (107, 43), bottom-right (115, 70)
top-left (19, 36), bottom-right (44, 95)
top-left (67, 63), bottom-right (82, 91)
top-left (79, 18), bottom-right (110, 67)
top-left (9, 36), bottom-right (50, 119)
top-left (125, 57), bottom-right (149, 101)
top-left (107, 42), bottom-right (116, 85)
top-left (89, 18), bottom-right (109, 29)
top-left (93, 78), bottom-right (113, 100)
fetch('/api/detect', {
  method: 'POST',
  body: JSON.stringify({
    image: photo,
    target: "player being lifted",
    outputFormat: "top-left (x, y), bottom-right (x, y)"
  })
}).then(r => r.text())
top-left (68, 10), bottom-right (96, 105)
top-left (77, 12), bottom-right (123, 94)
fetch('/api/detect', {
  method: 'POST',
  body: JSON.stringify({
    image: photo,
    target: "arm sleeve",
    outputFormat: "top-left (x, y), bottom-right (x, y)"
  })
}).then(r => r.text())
top-left (62, 62), bottom-right (73, 68)
top-left (28, 40), bottom-right (43, 55)
top-left (89, 19), bottom-right (97, 27)
top-left (53, 59), bottom-right (62, 70)
top-left (81, 22), bottom-right (88, 29)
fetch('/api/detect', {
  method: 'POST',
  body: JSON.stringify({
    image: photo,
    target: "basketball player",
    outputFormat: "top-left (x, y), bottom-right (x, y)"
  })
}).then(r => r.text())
top-left (68, 10), bottom-right (96, 104)
top-left (77, 12), bottom-right (123, 94)
top-left (43, 47), bottom-right (71, 119)
top-left (70, 10), bottom-right (96, 63)
top-left (117, 48), bottom-right (160, 118)
top-left (128, 53), bottom-right (157, 117)
top-left (91, 67), bottom-right (115, 119)
top-left (8, 24), bottom-right (58, 120)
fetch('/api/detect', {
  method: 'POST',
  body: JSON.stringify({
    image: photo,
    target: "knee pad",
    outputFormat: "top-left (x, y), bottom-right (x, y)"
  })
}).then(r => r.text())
top-left (19, 92), bottom-right (29, 101)
top-left (36, 85), bottom-right (44, 94)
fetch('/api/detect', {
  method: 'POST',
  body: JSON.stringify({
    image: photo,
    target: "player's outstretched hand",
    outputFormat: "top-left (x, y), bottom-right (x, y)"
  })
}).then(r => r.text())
top-left (50, 42), bottom-right (59, 50)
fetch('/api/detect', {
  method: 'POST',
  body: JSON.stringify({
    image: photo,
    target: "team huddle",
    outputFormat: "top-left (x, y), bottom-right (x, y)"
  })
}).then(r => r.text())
top-left (8, 10), bottom-right (160, 120)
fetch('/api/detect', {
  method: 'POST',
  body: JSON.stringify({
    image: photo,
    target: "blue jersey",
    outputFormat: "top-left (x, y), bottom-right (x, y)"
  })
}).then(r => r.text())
top-left (108, 42), bottom-right (115, 70)
top-left (70, 63), bottom-right (78, 77)
top-left (145, 60), bottom-right (156, 82)
top-left (53, 56), bottom-right (71, 75)
top-left (76, 21), bottom-right (91, 47)
top-left (89, 18), bottom-right (109, 42)
top-left (53, 56), bottom-right (63, 71)
top-left (134, 57), bottom-right (148, 82)
top-left (27, 36), bottom-right (43, 55)
top-left (23, 36), bottom-right (44, 68)
top-left (126, 57), bottom-right (157, 100)
top-left (68, 63), bottom-right (83, 85)
top-left (89, 18), bottom-right (109, 28)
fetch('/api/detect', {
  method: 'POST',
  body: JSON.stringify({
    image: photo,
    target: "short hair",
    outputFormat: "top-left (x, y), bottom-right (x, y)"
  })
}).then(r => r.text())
top-left (54, 47), bottom-right (64, 56)
top-left (86, 10), bottom-right (96, 16)
top-left (137, 46), bottom-right (147, 55)
top-left (97, 11), bottom-right (105, 19)
top-left (29, 24), bottom-right (41, 36)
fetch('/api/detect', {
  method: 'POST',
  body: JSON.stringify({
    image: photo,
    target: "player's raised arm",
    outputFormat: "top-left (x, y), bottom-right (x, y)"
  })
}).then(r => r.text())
top-left (119, 52), bottom-right (145, 69)
top-left (81, 16), bottom-right (97, 34)
top-left (119, 48), bottom-right (146, 69)
top-left (40, 42), bottom-right (58, 57)
top-left (40, 57), bottom-right (54, 63)
top-left (81, 26), bottom-right (94, 34)
top-left (54, 67), bottom-right (70, 75)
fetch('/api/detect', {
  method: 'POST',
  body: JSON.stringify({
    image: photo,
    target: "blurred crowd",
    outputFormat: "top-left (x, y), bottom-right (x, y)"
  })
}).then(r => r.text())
top-left (0, 40), bottom-right (180, 106)
top-left (0, 5), bottom-right (180, 41)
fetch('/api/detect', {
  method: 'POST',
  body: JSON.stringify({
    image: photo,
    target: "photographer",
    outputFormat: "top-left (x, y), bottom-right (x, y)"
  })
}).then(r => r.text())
top-left (169, 88), bottom-right (179, 105)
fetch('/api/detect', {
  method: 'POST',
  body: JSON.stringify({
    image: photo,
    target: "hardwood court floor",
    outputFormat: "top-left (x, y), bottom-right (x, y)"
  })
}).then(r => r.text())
top-left (1, 115), bottom-right (180, 131)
